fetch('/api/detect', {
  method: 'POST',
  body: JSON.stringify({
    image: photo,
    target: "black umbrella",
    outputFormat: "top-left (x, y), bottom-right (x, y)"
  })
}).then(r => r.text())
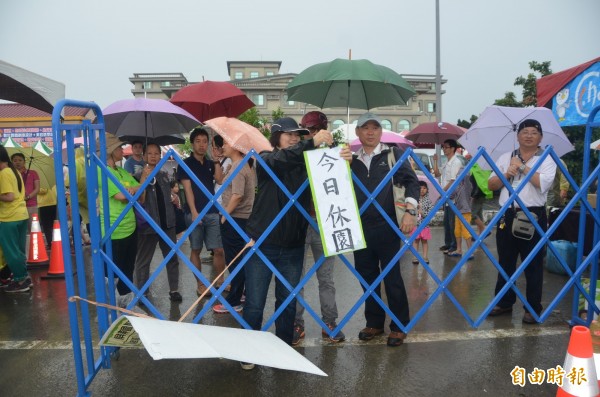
top-left (119, 134), bottom-right (186, 146)
top-left (0, 60), bottom-right (65, 114)
top-left (103, 98), bottom-right (200, 145)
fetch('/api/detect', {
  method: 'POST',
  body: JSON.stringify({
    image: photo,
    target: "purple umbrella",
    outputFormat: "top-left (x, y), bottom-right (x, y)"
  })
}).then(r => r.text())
top-left (349, 131), bottom-right (415, 152)
top-left (458, 105), bottom-right (574, 169)
top-left (103, 98), bottom-right (200, 142)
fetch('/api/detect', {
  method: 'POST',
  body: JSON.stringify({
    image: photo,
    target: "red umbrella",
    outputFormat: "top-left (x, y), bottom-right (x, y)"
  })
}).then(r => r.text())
top-left (170, 81), bottom-right (255, 122)
top-left (404, 122), bottom-right (464, 144)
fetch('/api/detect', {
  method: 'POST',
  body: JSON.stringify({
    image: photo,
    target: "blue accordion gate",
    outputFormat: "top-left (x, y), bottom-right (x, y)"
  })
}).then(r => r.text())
top-left (51, 100), bottom-right (600, 396)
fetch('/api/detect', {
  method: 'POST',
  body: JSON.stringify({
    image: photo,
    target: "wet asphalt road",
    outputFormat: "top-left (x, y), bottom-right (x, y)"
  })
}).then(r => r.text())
top-left (0, 226), bottom-right (576, 396)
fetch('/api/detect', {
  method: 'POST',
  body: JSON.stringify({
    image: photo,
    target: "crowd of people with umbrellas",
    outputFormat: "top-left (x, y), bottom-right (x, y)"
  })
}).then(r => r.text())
top-left (0, 58), bottom-right (578, 370)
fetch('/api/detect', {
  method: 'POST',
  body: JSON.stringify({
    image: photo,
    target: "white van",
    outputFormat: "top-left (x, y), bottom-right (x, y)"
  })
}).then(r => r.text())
top-left (411, 148), bottom-right (447, 173)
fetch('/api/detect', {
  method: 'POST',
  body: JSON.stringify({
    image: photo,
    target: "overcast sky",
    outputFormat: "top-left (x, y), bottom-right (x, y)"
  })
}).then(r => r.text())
top-left (2, 0), bottom-right (598, 124)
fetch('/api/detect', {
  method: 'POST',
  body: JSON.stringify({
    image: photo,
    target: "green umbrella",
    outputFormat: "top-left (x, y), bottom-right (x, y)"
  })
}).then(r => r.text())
top-left (286, 58), bottom-right (416, 110)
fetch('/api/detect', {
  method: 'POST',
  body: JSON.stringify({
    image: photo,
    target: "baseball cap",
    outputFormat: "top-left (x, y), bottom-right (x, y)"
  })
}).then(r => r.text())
top-left (518, 119), bottom-right (543, 135)
top-left (300, 111), bottom-right (328, 129)
top-left (357, 112), bottom-right (382, 127)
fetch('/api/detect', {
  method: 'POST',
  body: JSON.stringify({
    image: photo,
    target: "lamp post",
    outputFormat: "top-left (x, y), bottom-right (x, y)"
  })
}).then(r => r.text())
top-left (434, 0), bottom-right (442, 158)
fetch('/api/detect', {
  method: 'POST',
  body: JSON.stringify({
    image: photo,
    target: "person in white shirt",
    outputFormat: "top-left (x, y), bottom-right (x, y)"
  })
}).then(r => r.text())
top-left (433, 139), bottom-right (463, 254)
top-left (487, 119), bottom-right (556, 324)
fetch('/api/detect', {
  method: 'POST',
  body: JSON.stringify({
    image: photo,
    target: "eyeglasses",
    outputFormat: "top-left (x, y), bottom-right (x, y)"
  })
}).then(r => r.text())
top-left (442, 145), bottom-right (452, 149)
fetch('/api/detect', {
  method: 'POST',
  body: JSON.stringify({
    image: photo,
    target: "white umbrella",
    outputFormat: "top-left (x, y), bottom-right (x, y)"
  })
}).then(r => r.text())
top-left (458, 105), bottom-right (574, 169)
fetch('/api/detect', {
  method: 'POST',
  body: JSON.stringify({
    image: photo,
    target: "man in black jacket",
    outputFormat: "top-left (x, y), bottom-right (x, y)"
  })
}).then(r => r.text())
top-left (341, 112), bottom-right (420, 347)
top-left (242, 118), bottom-right (333, 357)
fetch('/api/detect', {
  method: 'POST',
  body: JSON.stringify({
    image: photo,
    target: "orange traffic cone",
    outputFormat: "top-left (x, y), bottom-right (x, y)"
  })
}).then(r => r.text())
top-left (27, 214), bottom-right (49, 267)
top-left (42, 220), bottom-right (66, 279)
top-left (557, 325), bottom-right (599, 396)
top-left (590, 321), bottom-right (600, 391)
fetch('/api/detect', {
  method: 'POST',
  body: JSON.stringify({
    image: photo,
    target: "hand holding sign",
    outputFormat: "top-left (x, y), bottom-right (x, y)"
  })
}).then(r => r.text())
top-left (339, 146), bottom-right (353, 162)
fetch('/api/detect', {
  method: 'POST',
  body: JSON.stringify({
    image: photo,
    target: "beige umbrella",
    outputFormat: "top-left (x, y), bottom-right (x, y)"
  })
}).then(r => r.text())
top-left (204, 117), bottom-right (272, 154)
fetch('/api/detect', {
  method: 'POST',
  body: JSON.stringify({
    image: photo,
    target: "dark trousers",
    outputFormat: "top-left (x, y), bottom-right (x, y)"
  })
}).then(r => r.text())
top-left (443, 204), bottom-right (457, 251)
top-left (494, 207), bottom-right (547, 314)
top-left (353, 223), bottom-right (410, 331)
top-left (134, 227), bottom-right (179, 292)
top-left (109, 231), bottom-right (138, 295)
top-left (39, 205), bottom-right (56, 247)
top-left (243, 243), bottom-right (304, 345)
top-left (220, 217), bottom-right (248, 306)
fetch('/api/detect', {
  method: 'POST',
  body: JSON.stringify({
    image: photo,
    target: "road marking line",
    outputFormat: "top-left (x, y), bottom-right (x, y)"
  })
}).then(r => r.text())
top-left (0, 327), bottom-right (569, 350)
top-left (302, 326), bottom-right (569, 347)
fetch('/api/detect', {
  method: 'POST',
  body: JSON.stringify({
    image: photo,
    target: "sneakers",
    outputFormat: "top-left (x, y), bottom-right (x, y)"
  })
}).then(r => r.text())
top-left (240, 362), bottom-right (255, 370)
top-left (5, 279), bottom-right (31, 293)
top-left (291, 324), bottom-right (305, 346)
top-left (387, 331), bottom-right (407, 347)
top-left (0, 277), bottom-right (12, 288)
top-left (358, 327), bottom-right (384, 341)
top-left (23, 276), bottom-right (33, 289)
top-left (169, 291), bottom-right (183, 302)
top-left (322, 322), bottom-right (346, 343)
top-left (213, 304), bottom-right (243, 314)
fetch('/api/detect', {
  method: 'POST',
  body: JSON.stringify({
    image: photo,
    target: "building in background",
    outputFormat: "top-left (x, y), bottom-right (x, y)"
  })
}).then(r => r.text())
top-left (0, 104), bottom-right (93, 148)
top-left (129, 73), bottom-right (188, 100)
top-left (0, 61), bottom-right (444, 149)
top-left (130, 61), bottom-right (446, 133)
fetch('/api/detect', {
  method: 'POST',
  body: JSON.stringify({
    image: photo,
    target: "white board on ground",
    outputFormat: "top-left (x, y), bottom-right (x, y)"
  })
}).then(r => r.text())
top-left (100, 316), bottom-right (327, 376)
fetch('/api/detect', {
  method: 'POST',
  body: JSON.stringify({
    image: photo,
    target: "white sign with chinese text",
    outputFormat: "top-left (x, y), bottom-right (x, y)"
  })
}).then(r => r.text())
top-left (305, 147), bottom-right (365, 256)
top-left (100, 316), bottom-right (327, 376)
